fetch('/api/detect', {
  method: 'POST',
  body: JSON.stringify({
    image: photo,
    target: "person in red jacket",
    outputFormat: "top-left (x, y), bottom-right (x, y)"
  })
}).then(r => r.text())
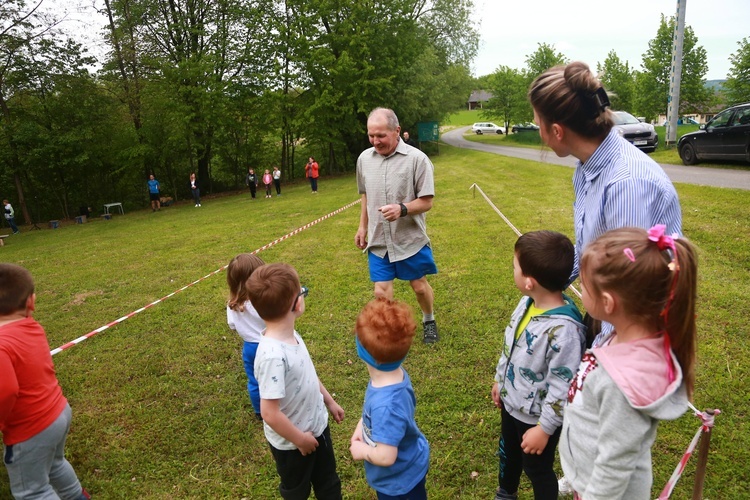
top-left (0, 263), bottom-right (90, 500)
top-left (305, 157), bottom-right (320, 193)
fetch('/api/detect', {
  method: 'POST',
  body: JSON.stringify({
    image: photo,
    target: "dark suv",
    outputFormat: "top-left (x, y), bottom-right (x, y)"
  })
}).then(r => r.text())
top-left (678, 102), bottom-right (750, 165)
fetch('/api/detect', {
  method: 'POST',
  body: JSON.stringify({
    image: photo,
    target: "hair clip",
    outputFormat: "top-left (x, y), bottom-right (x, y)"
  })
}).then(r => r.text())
top-left (623, 248), bottom-right (636, 262)
top-left (581, 87), bottom-right (610, 118)
top-left (592, 87), bottom-right (610, 111)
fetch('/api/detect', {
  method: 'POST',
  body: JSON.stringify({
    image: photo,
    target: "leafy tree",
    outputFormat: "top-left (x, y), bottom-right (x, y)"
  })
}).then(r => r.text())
top-left (278, 0), bottom-right (479, 171)
top-left (0, 1), bottom-right (98, 223)
top-left (481, 66), bottom-right (530, 131)
top-left (525, 43), bottom-right (568, 80)
top-left (634, 14), bottom-right (711, 121)
top-left (724, 37), bottom-right (750, 105)
top-left (597, 50), bottom-right (635, 112)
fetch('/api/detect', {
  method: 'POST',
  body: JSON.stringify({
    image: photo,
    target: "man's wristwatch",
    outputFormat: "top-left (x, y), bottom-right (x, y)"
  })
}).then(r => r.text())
top-left (399, 203), bottom-right (408, 218)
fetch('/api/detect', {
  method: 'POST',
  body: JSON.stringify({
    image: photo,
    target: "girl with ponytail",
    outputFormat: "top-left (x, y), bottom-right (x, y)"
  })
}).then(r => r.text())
top-left (559, 226), bottom-right (697, 499)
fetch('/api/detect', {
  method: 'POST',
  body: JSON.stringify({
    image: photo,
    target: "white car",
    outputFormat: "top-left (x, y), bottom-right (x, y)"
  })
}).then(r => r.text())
top-left (472, 122), bottom-right (506, 135)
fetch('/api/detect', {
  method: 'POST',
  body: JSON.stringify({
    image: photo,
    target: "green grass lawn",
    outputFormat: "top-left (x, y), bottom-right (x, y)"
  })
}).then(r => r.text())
top-left (1, 146), bottom-right (749, 498)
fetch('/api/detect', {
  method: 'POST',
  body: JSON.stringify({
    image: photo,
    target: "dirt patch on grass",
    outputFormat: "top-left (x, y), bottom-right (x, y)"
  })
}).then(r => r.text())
top-left (69, 290), bottom-right (104, 307)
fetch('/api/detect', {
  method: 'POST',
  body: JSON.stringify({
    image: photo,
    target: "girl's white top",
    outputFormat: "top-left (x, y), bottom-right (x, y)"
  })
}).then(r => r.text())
top-left (226, 300), bottom-right (265, 343)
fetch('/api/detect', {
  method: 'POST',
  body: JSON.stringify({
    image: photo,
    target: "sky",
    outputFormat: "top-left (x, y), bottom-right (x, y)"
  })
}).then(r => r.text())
top-left (49, 0), bottom-right (748, 82)
top-left (472, 0), bottom-right (749, 81)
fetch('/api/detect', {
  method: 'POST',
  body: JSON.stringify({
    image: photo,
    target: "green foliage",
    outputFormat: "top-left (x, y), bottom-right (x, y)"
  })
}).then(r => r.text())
top-left (635, 15), bottom-right (712, 121)
top-left (0, 148), bottom-right (748, 498)
top-left (481, 66), bottom-right (531, 131)
top-left (724, 37), bottom-right (750, 105)
top-left (1, 0), bottom-right (479, 223)
top-left (597, 51), bottom-right (635, 111)
top-left (524, 43), bottom-right (568, 80)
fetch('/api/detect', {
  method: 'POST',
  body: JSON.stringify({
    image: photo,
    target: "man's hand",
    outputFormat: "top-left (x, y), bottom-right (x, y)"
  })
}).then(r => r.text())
top-left (378, 204), bottom-right (401, 222)
top-left (521, 425), bottom-right (550, 455)
top-left (355, 228), bottom-right (368, 249)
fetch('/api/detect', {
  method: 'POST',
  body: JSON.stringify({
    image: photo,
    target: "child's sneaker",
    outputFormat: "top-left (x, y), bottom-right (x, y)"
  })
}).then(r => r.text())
top-left (494, 488), bottom-right (518, 500)
top-left (558, 476), bottom-right (573, 496)
top-left (423, 320), bottom-right (439, 344)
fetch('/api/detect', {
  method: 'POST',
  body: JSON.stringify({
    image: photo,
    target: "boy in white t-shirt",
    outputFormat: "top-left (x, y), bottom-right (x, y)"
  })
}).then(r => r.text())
top-left (248, 263), bottom-right (344, 499)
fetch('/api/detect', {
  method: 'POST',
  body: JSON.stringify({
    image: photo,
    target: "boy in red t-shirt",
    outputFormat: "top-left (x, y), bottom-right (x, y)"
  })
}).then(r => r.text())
top-left (0, 263), bottom-right (90, 499)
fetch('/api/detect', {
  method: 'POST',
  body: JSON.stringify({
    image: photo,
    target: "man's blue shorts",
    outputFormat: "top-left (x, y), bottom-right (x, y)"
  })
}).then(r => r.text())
top-left (368, 245), bottom-right (438, 282)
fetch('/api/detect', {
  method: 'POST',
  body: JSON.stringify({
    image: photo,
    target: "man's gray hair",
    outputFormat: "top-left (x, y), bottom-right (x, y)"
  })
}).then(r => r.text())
top-left (368, 107), bottom-right (400, 130)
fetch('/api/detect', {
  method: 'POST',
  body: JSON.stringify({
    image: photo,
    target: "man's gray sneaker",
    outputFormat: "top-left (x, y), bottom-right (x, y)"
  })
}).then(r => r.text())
top-left (423, 320), bottom-right (439, 344)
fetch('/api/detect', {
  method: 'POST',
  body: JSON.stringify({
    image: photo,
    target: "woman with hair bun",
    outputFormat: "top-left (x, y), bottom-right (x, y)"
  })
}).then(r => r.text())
top-left (528, 61), bottom-right (682, 349)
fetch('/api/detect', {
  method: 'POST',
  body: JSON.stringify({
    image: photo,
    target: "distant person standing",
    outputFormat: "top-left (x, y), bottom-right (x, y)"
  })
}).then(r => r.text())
top-left (273, 166), bottom-right (282, 196)
top-left (355, 107), bottom-right (439, 344)
top-left (3, 200), bottom-right (19, 234)
top-left (246, 168), bottom-right (258, 200)
top-left (305, 157), bottom-right (319, 194)
top-left (188, 172), bottom-right (201, 207)
top-left (262, 169), bottom-right (273, 198)
top-left (402, 131), bottom-right (417, 148)
top-left (147, 174), bottom-right (161, 212)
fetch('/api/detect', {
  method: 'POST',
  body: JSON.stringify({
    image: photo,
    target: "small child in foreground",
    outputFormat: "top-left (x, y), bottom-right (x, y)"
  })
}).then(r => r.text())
top-left (0, 263), bottom-right (90, 499)
top-left (561, 226), bottom-right (697, 499)
top-left (226, 253), bottom-right (266, 419)
top-left (249, 263), bottom-right (344, 499)
top-left (349, 297), bottom-right (430, 500)
top-left (492, 231), bottom-right (586, 500)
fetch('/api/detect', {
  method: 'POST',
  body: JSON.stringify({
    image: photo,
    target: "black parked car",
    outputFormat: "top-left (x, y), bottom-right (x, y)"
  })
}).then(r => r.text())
top-left (612, 111), bottom-right (658, 153)
top-left (678, 102), bottom-right (750, 165)
top-left (511, 122), bottom-right (540, 133)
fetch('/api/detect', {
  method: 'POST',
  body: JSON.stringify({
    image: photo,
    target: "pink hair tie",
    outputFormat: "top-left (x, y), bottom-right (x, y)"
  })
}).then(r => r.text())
top-left (648, 224), bottom-right (677, 253)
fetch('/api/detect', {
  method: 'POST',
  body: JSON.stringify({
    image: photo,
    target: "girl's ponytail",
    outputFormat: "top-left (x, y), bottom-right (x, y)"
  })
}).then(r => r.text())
top-left (663, 237), bottom-right (698, 399)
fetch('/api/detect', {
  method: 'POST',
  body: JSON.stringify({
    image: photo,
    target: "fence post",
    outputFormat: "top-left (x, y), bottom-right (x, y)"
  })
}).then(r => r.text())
top-left (691, 409), bottom-right (715, 500)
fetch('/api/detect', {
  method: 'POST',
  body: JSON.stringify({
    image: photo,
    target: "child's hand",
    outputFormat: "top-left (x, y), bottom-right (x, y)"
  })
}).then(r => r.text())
top-left (296, 431), bottom-right (319, 456)
top-left (349, 440), bottom-right (370, 461)
top-left (491, 382), bottom-right (503, 409)
top-left (521, 425), bottom-right (550, 455)
top-left (351, 418), bottom-right (364, 445)
top-left (328, 401), bottom-right (345, 424)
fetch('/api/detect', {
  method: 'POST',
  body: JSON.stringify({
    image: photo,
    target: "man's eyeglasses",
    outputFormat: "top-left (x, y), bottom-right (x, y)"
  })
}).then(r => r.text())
top-left (291, 286), bottom-right (308, 312)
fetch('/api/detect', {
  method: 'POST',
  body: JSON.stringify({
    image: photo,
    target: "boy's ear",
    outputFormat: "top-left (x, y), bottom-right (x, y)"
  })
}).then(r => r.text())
top-left (524, 276), bottom-right (536, 292)
top-left (25, 293), bottom-right (36, 316)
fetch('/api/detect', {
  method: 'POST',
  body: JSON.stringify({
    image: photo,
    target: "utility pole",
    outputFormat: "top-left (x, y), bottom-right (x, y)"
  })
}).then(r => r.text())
top-left (665, 0), bottom-right (687, 146)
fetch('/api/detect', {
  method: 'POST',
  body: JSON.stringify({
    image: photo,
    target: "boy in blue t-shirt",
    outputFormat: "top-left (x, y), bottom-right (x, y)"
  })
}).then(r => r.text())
top-left (350, 298), bottom-right (429, 499)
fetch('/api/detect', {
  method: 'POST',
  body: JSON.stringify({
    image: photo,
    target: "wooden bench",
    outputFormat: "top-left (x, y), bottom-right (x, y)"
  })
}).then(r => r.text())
top-left (0, 234), bottom-right (8, 247)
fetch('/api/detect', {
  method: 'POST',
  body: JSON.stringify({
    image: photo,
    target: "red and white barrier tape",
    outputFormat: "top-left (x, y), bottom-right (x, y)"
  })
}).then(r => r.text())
top-left (50, 199), bottom-right (361, 356)
top-left (657, 404), bottom-right (720, 499)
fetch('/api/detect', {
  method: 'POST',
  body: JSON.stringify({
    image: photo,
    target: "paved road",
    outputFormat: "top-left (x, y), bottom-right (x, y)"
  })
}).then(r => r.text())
top-left (442, 126), bottom-right (750, 190)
